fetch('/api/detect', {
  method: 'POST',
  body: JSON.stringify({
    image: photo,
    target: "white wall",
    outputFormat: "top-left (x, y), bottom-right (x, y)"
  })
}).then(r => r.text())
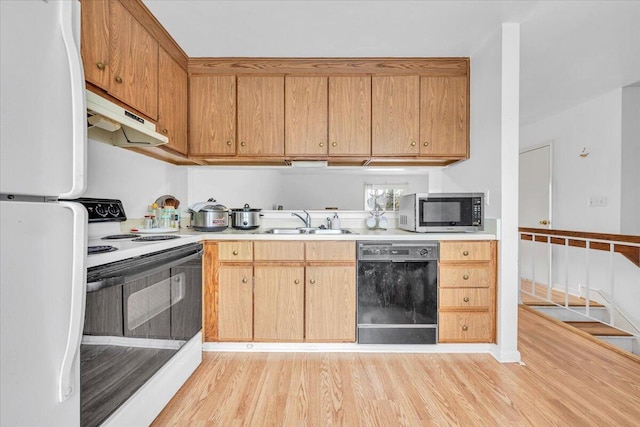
top-left (85, 139), bottom-right (187, 218)
top-left (440, 28), bottom-right (503, 220)
top-left (621, 86), bottom-right (640, 235)
top-left (521, 89), bottom-right (623, 233)
top-left (186, 167), bottom-right (430, 211)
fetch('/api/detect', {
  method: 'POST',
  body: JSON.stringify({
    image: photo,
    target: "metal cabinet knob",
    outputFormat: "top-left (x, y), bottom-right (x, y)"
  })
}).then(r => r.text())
top-left (309, 279), bottom-right (316, 284)
top-left (462, 250), bottom-right (469, 256)
top-left (319, 142), bottom-right (324, 147)
top-left (423, 141), bottom-right (429, 146)
top-left (463, 297), bottom-right (470, 302)
top-left (115, 75), bottom-right (123, 84)
top-left (242, 277), bottom-right (248, 283)
top-left (294, 279), bottom-right (300, 284)
top-left (331, 142), bottom-right (337, 147)
top-left (162, 129), bottom-right (168, 134)
top-left (410, 141), bottom-right (416, 146)
top-left (96, 61), bottom-right (106, 70)
top-left (226, 140), bottom-right (232, 146)
top-left (539, 220), bottom-right (549, 225)
top-left (232, 250), bottom-right (238, 255)
top-left (463, 274), bottom-right (469, 280)
top-left (240, 142), bottom-right (246, 147)
top-left (461, 325), bottom-right (468, 331)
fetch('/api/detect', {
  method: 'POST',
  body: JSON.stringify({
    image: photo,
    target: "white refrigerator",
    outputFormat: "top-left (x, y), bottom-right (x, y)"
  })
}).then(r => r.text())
top-left (0, 1), bottom-right (87, 426)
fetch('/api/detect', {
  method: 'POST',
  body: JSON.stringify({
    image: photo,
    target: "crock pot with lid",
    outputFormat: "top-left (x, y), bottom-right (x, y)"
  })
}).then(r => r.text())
top-left (230, 203), bottom-right (263, 230)
top-left (189, 199), bottom-right (229, 231)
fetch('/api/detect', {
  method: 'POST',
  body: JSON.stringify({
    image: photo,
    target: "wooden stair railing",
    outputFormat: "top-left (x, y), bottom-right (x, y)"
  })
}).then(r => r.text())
top-left (519, 227), bottom-right (640, 268)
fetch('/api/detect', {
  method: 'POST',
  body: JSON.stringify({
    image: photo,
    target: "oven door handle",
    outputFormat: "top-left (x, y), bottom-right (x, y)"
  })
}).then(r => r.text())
top-left (87, 248), bottom-right (203, 292)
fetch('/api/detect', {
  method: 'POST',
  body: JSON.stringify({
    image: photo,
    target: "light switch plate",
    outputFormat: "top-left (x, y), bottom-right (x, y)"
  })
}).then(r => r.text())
top-left (588, 196), bottom-right (607, 208)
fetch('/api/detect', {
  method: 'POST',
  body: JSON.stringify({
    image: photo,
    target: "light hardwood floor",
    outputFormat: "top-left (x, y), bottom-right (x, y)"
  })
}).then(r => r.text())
top-left (152, 307), bottom-right (640, 426)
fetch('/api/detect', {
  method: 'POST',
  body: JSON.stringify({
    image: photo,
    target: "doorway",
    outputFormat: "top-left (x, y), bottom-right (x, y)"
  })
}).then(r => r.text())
top-left (519, 143), bottom-right (552, 228)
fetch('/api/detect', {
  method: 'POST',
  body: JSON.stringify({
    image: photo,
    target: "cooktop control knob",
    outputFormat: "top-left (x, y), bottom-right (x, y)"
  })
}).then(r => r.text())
top-left (108, 205), bottom-right (121, 217)
top-left (95, 205), bottom-right (108, 217)
top-left (419, 248), bottom-right (430, 257)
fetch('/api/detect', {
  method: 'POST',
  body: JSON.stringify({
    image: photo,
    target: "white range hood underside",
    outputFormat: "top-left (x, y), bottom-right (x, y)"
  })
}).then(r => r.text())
top-left (86, 91), bottom-right (168, 147)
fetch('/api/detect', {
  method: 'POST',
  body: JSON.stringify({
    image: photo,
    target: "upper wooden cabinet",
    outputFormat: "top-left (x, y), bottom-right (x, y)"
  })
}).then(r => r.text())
top-left (109, 1), bottom-right (158, 120)
top-left (285, 77), bottom-right (328, 156)
top-left (372, 76), bottom-right (420, 156)
top-left (237, 76), bottom-right (285, 157)
top-left (328, 76), bottom-right (371, 157)
top-left (81, 0), bottom-right (110, 89)
top-left (189, 75), bottom-right (236, 156)
top-left (157, 48), bottom-right (187, 155)
top-left (420, 76), bottom-right (469, 157)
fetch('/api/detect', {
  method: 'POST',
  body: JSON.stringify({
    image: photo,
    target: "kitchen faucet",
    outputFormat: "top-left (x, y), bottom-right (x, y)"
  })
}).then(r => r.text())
top-left (292, 210), bottom-right (312, 228)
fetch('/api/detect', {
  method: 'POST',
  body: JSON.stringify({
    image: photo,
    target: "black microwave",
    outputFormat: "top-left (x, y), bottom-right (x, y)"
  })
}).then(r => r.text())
top-left (398, 193), bottom-right (484, 232)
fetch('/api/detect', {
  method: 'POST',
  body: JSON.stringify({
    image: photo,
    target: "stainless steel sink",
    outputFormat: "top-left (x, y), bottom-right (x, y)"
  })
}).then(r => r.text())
top-left (308, 229), bottom-right (356, 234)
top-left (263, 228), bottom-right (356, 235)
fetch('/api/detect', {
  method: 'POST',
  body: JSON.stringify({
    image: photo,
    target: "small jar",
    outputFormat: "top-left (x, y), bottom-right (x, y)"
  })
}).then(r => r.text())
top-left (144, 215), bottom-right (153, 229)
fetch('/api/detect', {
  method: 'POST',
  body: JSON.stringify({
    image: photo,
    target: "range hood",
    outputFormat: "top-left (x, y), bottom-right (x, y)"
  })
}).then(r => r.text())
top-left (86, 91), bottom-right (168, 147)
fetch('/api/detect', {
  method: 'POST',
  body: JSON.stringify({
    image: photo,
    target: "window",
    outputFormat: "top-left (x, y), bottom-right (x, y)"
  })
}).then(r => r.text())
top-left (364, 183), bottom-right (408, 211)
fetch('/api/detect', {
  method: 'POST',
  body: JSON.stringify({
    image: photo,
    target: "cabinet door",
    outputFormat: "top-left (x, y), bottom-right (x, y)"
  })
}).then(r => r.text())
top-left (80, 0), bottom-right (110, 89)
top-left (237, 76), bottom-right (285, 156)
top-left (305, 266), bottom-right (356, 342)
top-left (372, 76), bottom-right (419, 156)
top-left (420, 76), bottom-right (468, 157)
top-left (328, 76), bottom-right (371, 156)
top-left (157, 48), bottom-right (188, 155)
top-left (189, 75), bottom-right (236, 156)
top-left (218, 266), bottom-right (253, 341)
top-left (254, 266), bottom-right (304, 341)
top-left (285, 76), bottom-right (328, 156)
top-left (109, 1), bottom-right (158, 119)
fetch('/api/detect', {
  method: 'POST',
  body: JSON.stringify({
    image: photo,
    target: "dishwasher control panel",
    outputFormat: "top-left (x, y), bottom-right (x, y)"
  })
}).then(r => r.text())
top-left (357, 241), bottom-right (438, 261)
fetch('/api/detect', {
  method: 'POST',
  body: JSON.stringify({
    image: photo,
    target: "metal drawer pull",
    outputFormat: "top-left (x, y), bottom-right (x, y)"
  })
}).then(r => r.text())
top-left (232, 250), bottom-right (238, 255)
top-left (242, 277), bottom-right (248, 283)
top-left (463, 250), bottom-right (469, 256)
top-left (294, 279), bottom-right (300, 284)
top-left (463, 274), bottom-right (469, 280)
top-left (96, 61), bottom-right (105, 70)
top-left (461, 325), bottom-right (468, 331)
top-left (309, 279), bottom-right (316, 284)
top-left (463, 297), bottom-right (470, 302)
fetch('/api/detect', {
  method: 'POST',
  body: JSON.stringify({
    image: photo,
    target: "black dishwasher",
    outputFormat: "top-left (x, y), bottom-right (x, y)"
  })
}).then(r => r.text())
top-left (357, 241), bottom-right (438, 344)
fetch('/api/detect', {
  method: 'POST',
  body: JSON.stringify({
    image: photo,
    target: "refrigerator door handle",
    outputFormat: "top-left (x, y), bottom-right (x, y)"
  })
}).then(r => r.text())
top-left (58, 0), bottom-right (87, 199)
top-left (57, 201), bottom-right (87, 402)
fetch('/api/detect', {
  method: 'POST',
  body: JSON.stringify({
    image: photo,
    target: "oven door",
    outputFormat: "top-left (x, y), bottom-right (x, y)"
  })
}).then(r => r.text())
top-left (82, 243), bottom-right (202, 427)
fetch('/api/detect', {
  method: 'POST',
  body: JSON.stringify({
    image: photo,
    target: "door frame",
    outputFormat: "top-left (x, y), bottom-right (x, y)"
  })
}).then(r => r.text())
top-left (519, 140), bottom-right (553, 228)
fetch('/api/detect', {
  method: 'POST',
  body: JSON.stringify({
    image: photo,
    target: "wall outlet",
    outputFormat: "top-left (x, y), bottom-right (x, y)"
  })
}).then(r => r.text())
top-left (485, 190), bottom-right (490, 206)
top-left (588, 196), bottom-right (607, 208)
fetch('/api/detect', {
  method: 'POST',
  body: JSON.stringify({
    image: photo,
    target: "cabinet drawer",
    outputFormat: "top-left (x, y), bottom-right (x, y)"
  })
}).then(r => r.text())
top-left (439, 312), bottom-right (492, 342)
top-left (218, 241), bottom-right (253, 262)
top-left (439, 288), bottom-right (490, 309)
top-left (254, 241), bottom-right (305, 261)
top-left (439, 265), bottom-right (493, 288)
top-left (306, 241), bottom-right (355, 262)
top-left (439, 241), bottom-right (493, 261)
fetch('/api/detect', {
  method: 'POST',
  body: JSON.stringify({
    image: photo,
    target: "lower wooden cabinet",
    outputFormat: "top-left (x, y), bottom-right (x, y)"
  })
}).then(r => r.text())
top-left (438, 240), bottom-right (497, 343)
top-left (217, 266), bottom-right (253, 341)
top-left (305, 266), bottom-right (356, 342)
top-left (254, 266), bottom-right (305, 341)
top-left (206, 240), bottom-right (356, 343)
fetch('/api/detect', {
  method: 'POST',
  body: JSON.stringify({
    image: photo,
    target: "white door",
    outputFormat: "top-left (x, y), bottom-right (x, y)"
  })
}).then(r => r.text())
top-left (0, 0), bottom-right (86, 198)
top-left (519, 143), bottom-right (552, 228)
top-left (0, 201), bottom-right (87, 427)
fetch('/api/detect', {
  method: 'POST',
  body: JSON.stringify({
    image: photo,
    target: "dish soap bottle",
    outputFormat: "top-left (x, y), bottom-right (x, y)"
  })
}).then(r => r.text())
top-left (331, 213), bottom-right (340, 230)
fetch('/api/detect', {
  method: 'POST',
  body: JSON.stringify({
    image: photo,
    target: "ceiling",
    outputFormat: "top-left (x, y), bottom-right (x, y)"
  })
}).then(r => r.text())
top-left (143, 0), bottom-right (640, 125)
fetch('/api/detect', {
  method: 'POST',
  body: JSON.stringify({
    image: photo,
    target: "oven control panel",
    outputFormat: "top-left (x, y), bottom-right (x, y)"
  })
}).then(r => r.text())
top-left (74, 198), bottom-right (127, 222)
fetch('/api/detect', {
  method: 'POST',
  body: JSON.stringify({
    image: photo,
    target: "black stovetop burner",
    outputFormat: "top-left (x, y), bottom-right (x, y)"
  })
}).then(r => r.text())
top-left (132, 235), bottom-right (181, 242)
top-left (101, 234), bottom-right (141, 240)
top-left (88, 245), bottom-right (118, 255)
